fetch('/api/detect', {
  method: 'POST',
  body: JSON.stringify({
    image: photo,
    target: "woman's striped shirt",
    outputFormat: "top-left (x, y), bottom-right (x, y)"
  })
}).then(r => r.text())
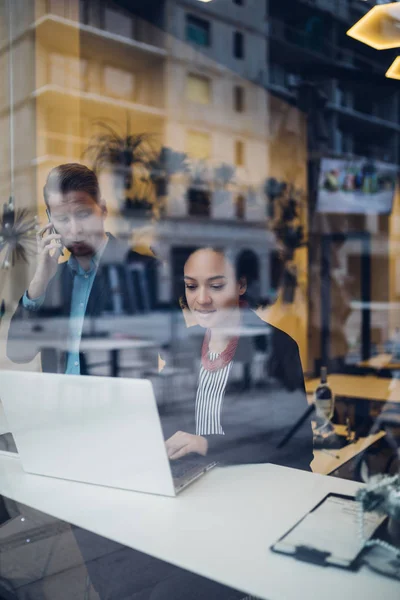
top-left (195, 353), bottom-right (233, 435)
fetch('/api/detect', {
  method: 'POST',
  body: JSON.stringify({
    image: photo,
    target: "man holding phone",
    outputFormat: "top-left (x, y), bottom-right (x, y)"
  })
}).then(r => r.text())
top-left (7, 162), bottom-right (158, 374)
top-left (45, 207), bottom-right (64, 256)
top-left (7, 164), bottom-right (178, 598)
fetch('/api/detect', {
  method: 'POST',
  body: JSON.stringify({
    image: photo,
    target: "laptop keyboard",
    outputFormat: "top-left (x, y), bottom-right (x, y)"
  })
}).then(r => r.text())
top-left (169, 455), bottom-right (209, 480)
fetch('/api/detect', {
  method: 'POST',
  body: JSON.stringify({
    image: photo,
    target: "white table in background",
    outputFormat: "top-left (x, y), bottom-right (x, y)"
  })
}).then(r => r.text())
top-left (9, 336), bottom-right (158, 377)
top-left (305, 374), bottom-right (400, 404)
top-left (311, 427), bottom-right (386, 475)
top-left (0, 456), bottom-right (397, 600)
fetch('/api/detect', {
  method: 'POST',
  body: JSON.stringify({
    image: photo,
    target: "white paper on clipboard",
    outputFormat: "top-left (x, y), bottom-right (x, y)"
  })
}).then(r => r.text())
top-left (273, 495), bottom-right (386, 567)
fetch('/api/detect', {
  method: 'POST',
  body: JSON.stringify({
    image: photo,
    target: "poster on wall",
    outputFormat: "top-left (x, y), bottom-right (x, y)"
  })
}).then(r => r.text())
top-left (317, 157), bottom-right (398, 214)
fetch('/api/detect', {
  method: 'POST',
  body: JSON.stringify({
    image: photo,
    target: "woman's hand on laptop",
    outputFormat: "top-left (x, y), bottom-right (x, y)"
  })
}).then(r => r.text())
top-left (166, 431), bottom-right (208, 460)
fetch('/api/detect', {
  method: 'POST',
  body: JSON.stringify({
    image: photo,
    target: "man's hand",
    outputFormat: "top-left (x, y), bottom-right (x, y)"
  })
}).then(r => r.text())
top-left (28, 223), bottom-right (62, 299)
top-left (166, 431), bottom-right (208, 460)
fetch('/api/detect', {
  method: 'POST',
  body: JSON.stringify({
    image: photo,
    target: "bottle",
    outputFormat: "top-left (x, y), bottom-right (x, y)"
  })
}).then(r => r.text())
top-left (392, 328), bottom-right (400, 360)
top-left (314, 367), bottom-right (335, 422)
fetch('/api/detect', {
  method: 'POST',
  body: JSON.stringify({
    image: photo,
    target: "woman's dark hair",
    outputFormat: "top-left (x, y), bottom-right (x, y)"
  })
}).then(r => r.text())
top-left (43, 163), bottom-right (100, 210)
top-left (178, 246), bottom-right (262, 309)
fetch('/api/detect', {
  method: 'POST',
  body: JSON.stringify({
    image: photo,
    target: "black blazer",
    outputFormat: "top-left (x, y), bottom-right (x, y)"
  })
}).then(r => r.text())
top-left (7, 234), bottom-right (159, 374)
top-left (162, 310), bottom-right (313, 471)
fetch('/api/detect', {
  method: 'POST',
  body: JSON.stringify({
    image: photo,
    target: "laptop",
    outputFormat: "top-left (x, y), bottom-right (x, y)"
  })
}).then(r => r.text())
top-left (0, 371), bottom-right (217, 496)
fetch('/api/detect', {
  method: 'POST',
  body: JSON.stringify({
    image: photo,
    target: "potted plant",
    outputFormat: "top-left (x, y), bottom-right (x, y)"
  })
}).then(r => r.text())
top-left (244, 184), bottom-right (265, 223)
top-left (264, 177), bottom-right (287, 220)
top-left (212, 163), bottom-right (236, 220)
top-left (0, 197), bottom-right (37, 327)
top-left (147, 147), bottom-right (190, 217)
top-left (84, 119), bottom-right (151, 211)
top-left (263, 178), bottom-right (308, 304)
top-left (357, 474), bottom-right (400, 551)
top-left (122, 196), bottom-right (153, 219)
top-left (188, 161), bottom-right (212, 218)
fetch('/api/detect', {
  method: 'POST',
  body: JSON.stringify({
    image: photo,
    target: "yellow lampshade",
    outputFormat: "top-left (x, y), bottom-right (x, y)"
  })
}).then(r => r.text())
top-left (386, 56), bottom-right (400, 79)
top-left (347, 3), bottom-right (400, 50)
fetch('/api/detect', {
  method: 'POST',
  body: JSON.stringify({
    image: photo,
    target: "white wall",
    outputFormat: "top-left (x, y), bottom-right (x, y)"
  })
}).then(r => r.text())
top-left (166, 62), bottom-right (268, 139)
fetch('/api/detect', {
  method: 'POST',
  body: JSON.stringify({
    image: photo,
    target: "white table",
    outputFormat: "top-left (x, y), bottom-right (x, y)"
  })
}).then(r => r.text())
top-left (305, 374), bottom-right (400, 404)
top-left (0, 456), bottom-right (396, 600)
top-left (311, 423), bottom-right (386, 476)
top-left (51, 337), bottom-right (158, 377)
top-left (312, 430), bottom-right (386, 475)
top-left (9, 336), bottom-right (158, 377)
top-left (358, 353), bottom-right (400, 371)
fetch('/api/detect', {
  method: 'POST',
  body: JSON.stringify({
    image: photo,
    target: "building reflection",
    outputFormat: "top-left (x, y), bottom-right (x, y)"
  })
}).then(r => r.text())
top-left (1, 1), bottom-right (400, 599)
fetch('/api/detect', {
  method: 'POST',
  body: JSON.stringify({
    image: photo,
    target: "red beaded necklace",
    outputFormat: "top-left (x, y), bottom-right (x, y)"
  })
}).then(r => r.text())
top-left (200, 300), bottom-right (247, 372)
top-left (201, 328), bottom-right (239, 372)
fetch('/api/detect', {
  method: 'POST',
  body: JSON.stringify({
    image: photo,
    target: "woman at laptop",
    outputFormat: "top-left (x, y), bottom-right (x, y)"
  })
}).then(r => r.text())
top-left (164, 246), bottom-right (313, 471)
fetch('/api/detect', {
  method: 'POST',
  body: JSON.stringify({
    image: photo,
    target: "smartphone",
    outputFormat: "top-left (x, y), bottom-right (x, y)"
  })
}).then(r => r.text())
top-left (46, 208), bottom-right (64, 257)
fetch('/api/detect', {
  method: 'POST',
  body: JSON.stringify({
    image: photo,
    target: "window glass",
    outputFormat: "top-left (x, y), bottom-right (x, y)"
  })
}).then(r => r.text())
top-left (186, 130), bottom-right (211, 160)
top-left (233, 31), bottom-right (244, 59)
top-left (104, 6), bottom-right (133, 38)
top-left (234, 139), bottom-right (245, 166)
top-left (233, 85), bottom-right (245, 112)
top-left (186, 14), bottom-right (211, 47)
top-left (186, 74), bottom-right (211, 105)
top-left (103, 66), bottom-right (134, 100)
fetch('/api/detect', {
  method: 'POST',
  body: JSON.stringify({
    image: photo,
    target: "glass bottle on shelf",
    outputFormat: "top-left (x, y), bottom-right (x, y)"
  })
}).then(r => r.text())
top-left (392, 328), bottom-right (400, 361)
top-left (314, 366), bottom-right (335, 422)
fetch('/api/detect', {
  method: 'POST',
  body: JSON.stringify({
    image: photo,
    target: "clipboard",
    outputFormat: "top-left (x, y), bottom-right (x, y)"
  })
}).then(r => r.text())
top-left (271, 493), bottom-right (387, 570)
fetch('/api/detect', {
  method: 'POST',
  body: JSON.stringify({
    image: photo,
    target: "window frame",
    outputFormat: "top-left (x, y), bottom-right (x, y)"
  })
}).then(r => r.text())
top-left (186, 14), bottom-right (212, 48)
top-left (234, 139), bottom-right (245, 167)
top-left (233, 31), bottom-right (245, 60)
top-left (102, 2), bottom-right (135, 39)
top-left (186, 73), bottom-right (212, 105)
top-left (233, 85), bottom-right (245, 113)
top-left (186, 129), bottom-right (212, 161)
top-left (102, 64), bottom-right (135, 101)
